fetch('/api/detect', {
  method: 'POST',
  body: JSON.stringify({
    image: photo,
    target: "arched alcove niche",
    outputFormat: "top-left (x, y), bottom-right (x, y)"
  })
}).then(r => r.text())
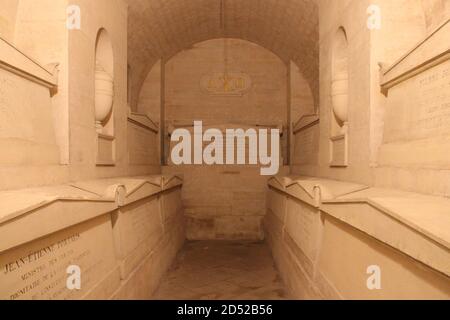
top-left (330, 27), bottom-right (349, 167)
top-left (136, 38), bottom-right (293, 166)
top-left (95, 28), bottom-right (115, 135)
top-left (94, 28), bottom-right (116, 165)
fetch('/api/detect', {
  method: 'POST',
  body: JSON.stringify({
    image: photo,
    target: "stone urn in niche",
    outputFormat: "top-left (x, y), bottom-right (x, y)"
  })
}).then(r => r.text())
top-left (95, 62), bottom-right (114, 133)
top-left (331, 71), bottom-right (349, 134)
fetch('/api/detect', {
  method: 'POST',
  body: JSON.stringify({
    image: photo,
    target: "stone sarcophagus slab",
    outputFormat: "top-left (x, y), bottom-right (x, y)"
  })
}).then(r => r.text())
top-left (0, 186), bottom-right (121, 300)
top-left (319, 188), bottom-right (450, 299)
top-left (284, 197), bottom-right (320, 278)
top-left (266, 175), bottom-right (450, 299)
top-left (114, 177), bottom-right (164, 280)
top-left (284, 177), bottom-right (368, 279)
top-left (160, 175), bottom-right (185, 251)
top-left (71, 176), bottom-right (165, 280)
top-left (265, 176), bottom-right (295, 262)
top-left (160, 175), bottom-right (183, 226)
top-left (267, 176), bottom-right (295, 224)
top-left (110, 174), bottom-right (185, 299)
top-left (266, 175), bottom-right (369, 299)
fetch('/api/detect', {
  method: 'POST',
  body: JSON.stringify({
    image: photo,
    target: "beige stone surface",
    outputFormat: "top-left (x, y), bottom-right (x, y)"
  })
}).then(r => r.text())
top-left (285, 199), bottom-right (322, 271)
top-left (0, 174), bottom-right (185, 300)
top-left (0, 0), bottom-right (162, 191)
top-left (137, 59), bottom-right (161, 120)
top-left (292, 115), bottom-right (320, 167)
top-left (322, 187), bottom-right (450, 276)
top-left (1, 0), bottom-right (450, 300)
top-left (160, 187), bottom-right (182, 225)
top-left (114, 196), bottom-right (163, 279)
top-left (0, 186), bottom-right (117, 253)
top-left (0, 0), bottom-right (19, 42)
top-left (126, 0), bottom-right (319, 109)
top-left (266, 174), bottom-right (450, 299)
top-left (112, 208), bottom-right (185, 300)
top-left (421, 0), bottom-right (450, 32)
top-left (153, 241), bottom-right (288, 300)
top-left (127, 118), bottom-right (159, 166)
top-left (379, 21), bottom-right (450, 169)
top-left (0, 41), bottom-right (59, 168)
top-left (112, 235), bottom-right (177, 300)
top-left (165, 38), bottom-right (286, 123)
top-left (290, 62), bottom-right (316, 124)
top-left (13, 0), bottom-right (71, 165)
top-left (165, 166), bottom-right (288, 240)
top-left (164, 38), bottom-right (288, 163)
top-left (317, 217), bottom-right (450, 300)
top-left (0, 215), bottom-right (121, 300)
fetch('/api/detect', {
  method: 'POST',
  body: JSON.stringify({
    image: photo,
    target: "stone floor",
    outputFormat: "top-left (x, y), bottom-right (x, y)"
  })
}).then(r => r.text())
top-left (152, 241), bottom-right (289, 300)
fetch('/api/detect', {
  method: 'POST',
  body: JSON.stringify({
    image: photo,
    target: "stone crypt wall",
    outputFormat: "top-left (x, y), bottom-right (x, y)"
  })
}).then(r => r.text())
top-left (291, 0), bottom-right (450, 198)
top-left (0, 0), bottom-right (19, 43)
top-left (265, 176), bottom-right (450, 299)
top-left (66, 0), bottom-right (160, 181)
top-left (1, 0), bottom-right (449, 300)
top-left (292, 0), bottom-right (375, 183)
top-left (161, 39), bottom-right (289, 240)
top-left (164, 39), bottom-right (287, 132)
top-left (266, 0), bottom-right (450, 299)
top-left (0, 0), bottom-right (179, 300)
top-left (0, 175), bottom-right (185, 300)
top-left (0, 0), bottom-right (161, 192)
top-left (137, 59), bottom-right (161, 123)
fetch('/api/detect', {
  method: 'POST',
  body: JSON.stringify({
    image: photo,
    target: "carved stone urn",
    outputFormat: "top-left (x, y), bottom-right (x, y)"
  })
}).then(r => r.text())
top-left (95, 62), bottom-right (114, 133)
top-left (331, 71), bottom-right (349, 134)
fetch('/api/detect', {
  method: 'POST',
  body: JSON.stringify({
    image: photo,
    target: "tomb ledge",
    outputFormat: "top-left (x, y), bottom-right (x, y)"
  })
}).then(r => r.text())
top-left (322, 187), bottom-right (450, 276)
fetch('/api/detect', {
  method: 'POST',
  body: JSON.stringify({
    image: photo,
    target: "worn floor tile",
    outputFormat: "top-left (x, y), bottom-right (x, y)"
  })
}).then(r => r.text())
top-left (153, 241), bottom-right (289, 300)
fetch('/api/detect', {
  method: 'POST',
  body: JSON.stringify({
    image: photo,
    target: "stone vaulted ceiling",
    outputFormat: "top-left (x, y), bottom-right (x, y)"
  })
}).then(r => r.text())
top-left (126, 0), bottom-right (319, 107)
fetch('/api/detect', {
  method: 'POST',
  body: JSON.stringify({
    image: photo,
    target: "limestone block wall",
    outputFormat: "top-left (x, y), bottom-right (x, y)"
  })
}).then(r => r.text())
top-left (111, 175), bottom-right (185, 300)
top-left (271, 0), bottom-right (450, 300)
top-left (364, 0), bottom-right (450, 197)
top-left (125, 0), bottom-right (319, 111)
top-left (0, 175), bottom-right (185, 300)
top-left (136, 59), bottom-right (161, 122)
top-left (163, 165), bottom-right (288, 241)
top-left (290, 61), bottom-right (316, 127)
top-left (0, 0), bottom-right (162, 192)
top-left (265, 176), bottom-right (450, 300)
top-left (67, 0), bottom-right (128, 176)
top-left (0, 37), bottom-right (60, 190)
top-left (293, 0), bottom-right (374, 184)
top-left (13, 0), bottom-right (71, 165)
top-left (158, 38), bottom-right (290, 240)
top-left (373, 18), bottom-right (450, 196)
top-left (164, 38), bottom-right (287, 134)
top-left (421, 0), bottom-right (450, 32)
top-left (127, 112), bottom-right (160, 167)
top-left (0, 0), bottom-right (19, 42)
top-left (292, 0), bottom-right (450, 198)
top-left (291, 116), bottom-right (320, 176)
